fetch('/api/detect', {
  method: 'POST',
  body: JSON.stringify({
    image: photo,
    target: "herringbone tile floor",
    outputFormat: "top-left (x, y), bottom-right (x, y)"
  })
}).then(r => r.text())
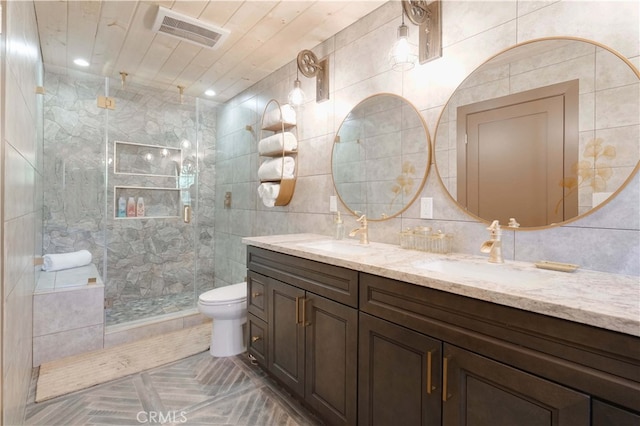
top-left (24, 352), bottom-right (323, 426)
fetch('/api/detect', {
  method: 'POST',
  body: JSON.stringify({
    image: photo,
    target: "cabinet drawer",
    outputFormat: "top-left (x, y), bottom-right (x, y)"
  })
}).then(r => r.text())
top-left (247, 271), bottom-right (268, 321)
top-left (247, 313), bottom-right (268, 368)
top-left (247, 246), bottom-right (358, 307)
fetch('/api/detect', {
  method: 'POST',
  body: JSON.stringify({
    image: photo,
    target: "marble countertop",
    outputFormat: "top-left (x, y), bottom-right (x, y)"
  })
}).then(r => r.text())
top-left (243, 233), bottom-right (640, 337)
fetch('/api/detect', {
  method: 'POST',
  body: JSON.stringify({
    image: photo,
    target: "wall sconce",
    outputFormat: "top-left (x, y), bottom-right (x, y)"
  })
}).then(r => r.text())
top-left (402, 0), bottom-right (442, 64)
top-left (291, 49), bottom-right (329, 104)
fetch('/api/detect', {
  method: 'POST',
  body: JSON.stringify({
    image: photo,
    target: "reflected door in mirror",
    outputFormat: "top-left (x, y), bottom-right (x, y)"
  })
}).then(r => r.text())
top-left (458, 80), bottom-right (579, 227)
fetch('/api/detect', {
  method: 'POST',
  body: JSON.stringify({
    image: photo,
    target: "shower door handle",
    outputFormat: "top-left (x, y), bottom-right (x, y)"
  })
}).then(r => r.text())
top-left (183, 205), bottom-right (192, 223)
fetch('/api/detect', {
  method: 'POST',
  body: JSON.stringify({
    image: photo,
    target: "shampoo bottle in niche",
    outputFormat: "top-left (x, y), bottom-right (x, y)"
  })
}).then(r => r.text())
top-left (334, 211), bottom-right (344, 240)
top-left (126, 197), bottom-right (136, 217)
top-left (136, 197), bottom-right (145, 217)
top-left (117, 196), bottom-right (126, 217)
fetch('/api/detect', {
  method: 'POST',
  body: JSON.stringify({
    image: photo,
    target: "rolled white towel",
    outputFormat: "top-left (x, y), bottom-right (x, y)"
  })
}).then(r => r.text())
top-left (42, 250), bottom-right (92, 272)
top-left (263, 104), bottom-right (296, 128)
top-left (258, 132), bottom-right (298, 155)
top-left (258, 156), bottom-right (295, 181)
top-left (258, 182), bottom-right (280, 207)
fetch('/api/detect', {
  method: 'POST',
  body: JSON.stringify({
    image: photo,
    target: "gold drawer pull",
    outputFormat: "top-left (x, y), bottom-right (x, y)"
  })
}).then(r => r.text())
top-left (442, 356), bottom-right (450, 402)
top-left (251, 292), bottom-right (262, 298)
top-left (251, 336), bottom-right (262, 343)
top-left (426, 351), bottom-right (432, 394)
top-left (302, 298), bottom-right (310, 326)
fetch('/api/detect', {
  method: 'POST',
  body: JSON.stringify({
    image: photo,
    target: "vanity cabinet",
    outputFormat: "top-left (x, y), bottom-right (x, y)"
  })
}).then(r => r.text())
top-left (245, 242), bottom-right (639, 426)
top-left (359, 313), bottom-right (588, 426)
top-left (246, 247), bottom-right (359, 426)
top-left (359, 272), bottom-right (639, 426)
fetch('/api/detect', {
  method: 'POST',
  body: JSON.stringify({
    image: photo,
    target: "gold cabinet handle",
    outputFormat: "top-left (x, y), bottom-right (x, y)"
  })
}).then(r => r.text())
top-left (295, 296), bottom-right (301, 324)
top-left (426, 351), bottom-right (432, 394)
top-left (442, 356), bottom-right (450, 402)
top-left (251, 336), bottom-right (262, 343)
top-left (251, 292), bottom-right (262, 298)
top-left (302, 298), bottom-right (310, 326)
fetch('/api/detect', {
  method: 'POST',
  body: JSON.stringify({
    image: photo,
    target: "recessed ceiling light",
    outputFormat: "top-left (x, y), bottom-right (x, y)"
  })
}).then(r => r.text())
top-left (73, 58), bottom-right (90, 67)
top-left (204, 89), bottom-right (216, 97)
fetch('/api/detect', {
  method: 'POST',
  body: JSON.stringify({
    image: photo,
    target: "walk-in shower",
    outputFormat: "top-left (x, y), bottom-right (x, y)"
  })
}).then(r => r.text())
top-left (42, 70), bottom-right (216, 327)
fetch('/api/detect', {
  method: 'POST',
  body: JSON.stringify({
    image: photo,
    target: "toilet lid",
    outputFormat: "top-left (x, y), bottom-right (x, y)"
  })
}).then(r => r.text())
top-left (199, 282), bottom-right (246, 305)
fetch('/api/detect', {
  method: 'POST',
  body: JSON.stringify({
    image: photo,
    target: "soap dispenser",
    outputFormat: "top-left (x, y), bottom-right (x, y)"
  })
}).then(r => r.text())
top-left (334, 211), bottom-right (345, 240)
top-left (126, 197), bottom-right (136, 217)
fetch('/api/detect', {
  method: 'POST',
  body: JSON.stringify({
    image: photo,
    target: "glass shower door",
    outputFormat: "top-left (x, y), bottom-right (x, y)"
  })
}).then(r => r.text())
top-left (103, 79), bottom-right (203, 326)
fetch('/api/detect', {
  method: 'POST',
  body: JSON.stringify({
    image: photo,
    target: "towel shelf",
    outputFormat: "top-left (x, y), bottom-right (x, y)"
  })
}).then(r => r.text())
top-left (259, 99), bottom-right (298, 207)
top-left (262, 122), bottom-right (296, 133)
top-left (260, 149), bottom-right (297, 158)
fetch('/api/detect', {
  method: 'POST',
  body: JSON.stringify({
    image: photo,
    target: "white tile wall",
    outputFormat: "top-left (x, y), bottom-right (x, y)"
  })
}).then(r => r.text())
top-left (2, 1), bottom-right (44, 423)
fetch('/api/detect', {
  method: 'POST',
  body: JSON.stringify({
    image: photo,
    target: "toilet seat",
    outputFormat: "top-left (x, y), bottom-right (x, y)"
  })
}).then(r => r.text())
top-left (198, 282), bottom-right (246, 306)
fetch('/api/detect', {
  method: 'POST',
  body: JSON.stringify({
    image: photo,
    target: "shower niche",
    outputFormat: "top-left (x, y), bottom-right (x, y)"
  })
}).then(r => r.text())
top-left (112, 141), bottom-right (190, 220)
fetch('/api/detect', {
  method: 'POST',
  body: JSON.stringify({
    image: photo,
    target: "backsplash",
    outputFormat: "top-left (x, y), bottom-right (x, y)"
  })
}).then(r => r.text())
top-left (214, 0), bottom-right (639, 282)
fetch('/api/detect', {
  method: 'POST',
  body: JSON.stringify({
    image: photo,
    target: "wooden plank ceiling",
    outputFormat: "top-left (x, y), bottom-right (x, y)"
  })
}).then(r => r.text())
top-left (34, 1), bottom-right (387, 103)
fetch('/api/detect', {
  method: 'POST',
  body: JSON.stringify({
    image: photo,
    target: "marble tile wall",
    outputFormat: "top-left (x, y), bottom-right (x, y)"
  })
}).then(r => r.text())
top-left (214, 0), bottom-right (640, 286)
top-left (32, 265), bottom-right (105, 366)
top-left (2, 1), bottom-right (44, 424)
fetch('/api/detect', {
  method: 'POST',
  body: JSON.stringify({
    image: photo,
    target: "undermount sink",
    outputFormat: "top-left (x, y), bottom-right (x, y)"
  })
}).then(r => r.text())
top-left (412, 259), bottom-right (548, 285)
top-left (297, 240), bottom-right (371, 256)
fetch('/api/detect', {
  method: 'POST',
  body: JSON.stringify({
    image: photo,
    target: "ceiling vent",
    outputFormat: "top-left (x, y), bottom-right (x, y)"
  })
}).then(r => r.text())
top-left (152, 6), bottom-right (230, 50)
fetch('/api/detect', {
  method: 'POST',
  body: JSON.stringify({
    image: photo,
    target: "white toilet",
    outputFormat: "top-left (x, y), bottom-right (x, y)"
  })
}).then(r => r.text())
top-left (197, 282), bottom-right (247, 357)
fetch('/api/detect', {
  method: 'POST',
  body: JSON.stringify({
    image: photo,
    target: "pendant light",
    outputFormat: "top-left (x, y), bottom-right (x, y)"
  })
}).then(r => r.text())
top-left (389, 10), bottom-right (417, 71)
top-left (288, 67), bottom-right (305, 107)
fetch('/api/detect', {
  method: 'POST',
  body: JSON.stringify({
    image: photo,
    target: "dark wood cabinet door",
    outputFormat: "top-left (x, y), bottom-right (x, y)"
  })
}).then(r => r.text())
top-left (268, 279), bottom-right (305, 398)
top-left (358, 313), bottom-right (442, 426)
top-left (305, 294), bottom-right (358, 426)
top-left (592, 399), bottom-right (640, 426)
top-left (442, 343), bottom-right (589, 426)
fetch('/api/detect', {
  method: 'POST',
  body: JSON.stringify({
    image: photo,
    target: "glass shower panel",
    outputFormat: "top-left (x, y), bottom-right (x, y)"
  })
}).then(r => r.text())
top-left (42, 70), bottom-right (108, 280)
top-left (104, 79), bottom-right (200, 326)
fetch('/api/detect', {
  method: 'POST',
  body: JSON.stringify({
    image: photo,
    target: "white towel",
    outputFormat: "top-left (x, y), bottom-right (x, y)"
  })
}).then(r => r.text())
top-left (258, 132), bottom-right (298, 155)
top-left (263, 104), bottom-right (296, 129)
top-left (258, 182), bottom-right (281, 207)
top-left (258, 156), bottom-right (295, 181)
top-left (42, 250), bottom-right (93, 272)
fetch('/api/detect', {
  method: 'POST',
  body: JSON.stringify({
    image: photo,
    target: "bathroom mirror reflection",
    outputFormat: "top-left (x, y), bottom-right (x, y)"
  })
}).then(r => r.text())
top-left (434, 37), bottom-right (640, 228)
top-left (332, 94), bottom-right (431, 220)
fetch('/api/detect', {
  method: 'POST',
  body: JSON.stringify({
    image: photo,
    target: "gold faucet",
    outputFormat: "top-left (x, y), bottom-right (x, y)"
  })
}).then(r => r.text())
top-left (480, 220), bottom-right (503, 263)
top-left (349, 214), bottom-right (369, 244)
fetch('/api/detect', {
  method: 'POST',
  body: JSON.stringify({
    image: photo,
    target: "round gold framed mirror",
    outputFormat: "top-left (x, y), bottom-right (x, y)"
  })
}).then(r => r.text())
top-left (434, 37), bottom-right (639, 229)
top-left (332, 93), bottom-right (432, 220)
